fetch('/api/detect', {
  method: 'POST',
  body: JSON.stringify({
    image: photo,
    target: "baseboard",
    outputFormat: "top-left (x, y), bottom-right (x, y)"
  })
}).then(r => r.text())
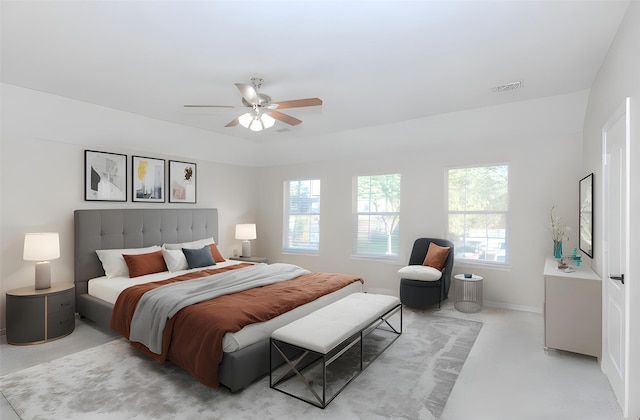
top-left (483, 300), bottom-right (543, 314)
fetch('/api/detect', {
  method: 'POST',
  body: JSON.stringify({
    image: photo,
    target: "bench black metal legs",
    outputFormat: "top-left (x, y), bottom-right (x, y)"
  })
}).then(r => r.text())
top-left (269, 303), bottom-right (402, 408)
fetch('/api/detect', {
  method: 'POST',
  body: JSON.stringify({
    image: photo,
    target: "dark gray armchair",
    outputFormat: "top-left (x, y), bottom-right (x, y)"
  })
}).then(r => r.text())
top-left (399, 238), bottom-right (454, 309)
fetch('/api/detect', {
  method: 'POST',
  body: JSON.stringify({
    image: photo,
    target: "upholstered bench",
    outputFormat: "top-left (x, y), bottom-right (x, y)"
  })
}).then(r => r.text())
top-left (270, 292), bottom-right (402, 408)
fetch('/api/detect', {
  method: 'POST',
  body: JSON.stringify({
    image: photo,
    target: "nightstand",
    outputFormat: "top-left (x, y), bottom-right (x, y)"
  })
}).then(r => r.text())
top-left (230, 256), bottom-right (269, 264)
top-left (6, 283), bottom-right (75, 345)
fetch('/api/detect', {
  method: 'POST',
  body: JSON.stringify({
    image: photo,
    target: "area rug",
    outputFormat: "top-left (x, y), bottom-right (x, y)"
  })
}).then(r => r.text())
top-left (0, 310), bottom-right (481, 420)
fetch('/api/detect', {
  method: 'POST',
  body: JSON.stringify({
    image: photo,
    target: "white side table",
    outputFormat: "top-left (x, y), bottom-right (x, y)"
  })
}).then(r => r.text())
top-left (543, 257), bottom-right (601, 357)
top-left (454, 274), bottom-right (483, 313)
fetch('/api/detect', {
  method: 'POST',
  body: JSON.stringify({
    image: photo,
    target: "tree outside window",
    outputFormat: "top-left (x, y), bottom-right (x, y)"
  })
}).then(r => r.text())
top-left (447, 165), bottom-right (509, 264)
top-left (284, 179), bottom-right (320, 252)
top-left (354, 174), bottom-right (400, 257)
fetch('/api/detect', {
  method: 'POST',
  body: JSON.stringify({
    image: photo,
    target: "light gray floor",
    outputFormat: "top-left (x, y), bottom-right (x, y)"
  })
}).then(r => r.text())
top-left (1, 304), bottom-right (623, 419)
top-left (0, 316), bottom-right (118, 420)
top-left (437, 303), bottom-right (623, 420)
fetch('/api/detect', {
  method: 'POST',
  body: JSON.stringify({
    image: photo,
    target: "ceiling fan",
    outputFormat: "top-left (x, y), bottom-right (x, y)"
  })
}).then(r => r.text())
top-left (184, 77), bottom-right (323, 131)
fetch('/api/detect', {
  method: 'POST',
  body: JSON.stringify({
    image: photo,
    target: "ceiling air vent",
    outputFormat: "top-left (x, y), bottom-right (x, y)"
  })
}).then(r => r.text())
top-left (491, 81), bottom-right (522, 93)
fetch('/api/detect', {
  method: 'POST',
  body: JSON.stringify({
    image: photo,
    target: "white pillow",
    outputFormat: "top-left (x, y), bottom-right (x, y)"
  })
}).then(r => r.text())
top-left (162, 247), bottom-right (189, 272)
top-left (163, 237), bottom-right (215, 250)
top-left (397, 265), bottom-right (442, 281)
top-left (96, 245), bottom-right (162, 278)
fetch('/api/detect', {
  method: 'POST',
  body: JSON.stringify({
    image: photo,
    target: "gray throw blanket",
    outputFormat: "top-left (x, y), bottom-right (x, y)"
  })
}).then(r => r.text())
top-left (129, 263), bottom-right (310, 354)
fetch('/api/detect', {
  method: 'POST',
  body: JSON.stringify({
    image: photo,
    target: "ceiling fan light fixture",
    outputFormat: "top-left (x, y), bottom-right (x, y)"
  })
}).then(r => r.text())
top-left (185, 78), bottom-right (322, 131)
top-left (249, 119), bottom-right (263, 132)
top-left (261, 113), bottom-right (275, 129)
top-left (240, 111), bottom-right (276, 132)
top-left (238, 112), bottom-right (253, 129)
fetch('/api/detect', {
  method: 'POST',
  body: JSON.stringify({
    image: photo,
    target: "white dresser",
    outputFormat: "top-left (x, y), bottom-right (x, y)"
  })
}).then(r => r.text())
top-left (543, 257), bottom-right (602, 358)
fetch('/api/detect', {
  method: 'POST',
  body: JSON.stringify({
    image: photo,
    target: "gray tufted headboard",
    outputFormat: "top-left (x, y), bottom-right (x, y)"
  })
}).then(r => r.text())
top-left (74, 208), bottom-right (218, 302)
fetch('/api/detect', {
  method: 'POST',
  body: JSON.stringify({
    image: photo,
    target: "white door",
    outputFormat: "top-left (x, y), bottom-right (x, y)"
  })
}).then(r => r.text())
top-left (601, 98), bottom-right (630, 416)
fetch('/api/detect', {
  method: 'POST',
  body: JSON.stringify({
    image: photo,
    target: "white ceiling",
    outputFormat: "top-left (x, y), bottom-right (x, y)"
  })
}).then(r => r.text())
top-left (1, 0), bottom-right (630, 144)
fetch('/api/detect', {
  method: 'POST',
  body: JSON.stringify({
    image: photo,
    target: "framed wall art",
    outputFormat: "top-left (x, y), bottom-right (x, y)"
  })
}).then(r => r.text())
top-left (84, 150), bottom-right (127, 201)
top-left (169, 160), bottom-right (196, 203)
top-left (132, 156), bottom-right (165, 202)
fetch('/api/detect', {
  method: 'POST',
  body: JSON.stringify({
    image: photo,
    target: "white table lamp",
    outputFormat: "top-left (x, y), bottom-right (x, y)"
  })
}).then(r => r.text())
top-left (235, 224), bottom-right (256, 257)
top-left (24, 232), bottom-right (60, 290)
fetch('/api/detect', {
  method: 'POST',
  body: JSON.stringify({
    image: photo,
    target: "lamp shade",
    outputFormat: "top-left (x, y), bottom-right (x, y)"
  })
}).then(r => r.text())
top-left (23, 233), bottom-right (60, 261)
top-left (235, 224), bottom-right (257, 241)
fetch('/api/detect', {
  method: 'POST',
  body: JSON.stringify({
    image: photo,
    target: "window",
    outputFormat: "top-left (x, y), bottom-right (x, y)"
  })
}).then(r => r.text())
top-left (447, 164), bottom-right (509, 264)
top-left (353, 174), bottom-right (400, 257)
top-left (284, 179), bottom-right (320, 252)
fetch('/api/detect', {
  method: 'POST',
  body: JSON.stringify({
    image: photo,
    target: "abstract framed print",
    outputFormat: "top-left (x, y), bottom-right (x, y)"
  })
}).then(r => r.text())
top-left (132, 156), bottom-right (165, 202)
top-left (169, 160), bottom-right (197, 203)
top-left (84, 150), bottom-right (127, 201)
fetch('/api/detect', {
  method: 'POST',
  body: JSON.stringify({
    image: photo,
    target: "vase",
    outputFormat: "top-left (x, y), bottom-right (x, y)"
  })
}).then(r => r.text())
top-left (553, 240), bottom-right (563, 259)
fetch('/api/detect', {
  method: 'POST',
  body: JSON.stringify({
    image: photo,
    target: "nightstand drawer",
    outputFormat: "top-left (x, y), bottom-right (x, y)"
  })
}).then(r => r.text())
top-left (48, 310), bottom-right (75, 339)
top-left (48, 291), bottom-right (75, 315)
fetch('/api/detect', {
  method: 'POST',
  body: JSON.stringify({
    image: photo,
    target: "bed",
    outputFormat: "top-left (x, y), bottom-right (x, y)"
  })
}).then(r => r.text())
top-left (74, 208), bottom-right (364, 392)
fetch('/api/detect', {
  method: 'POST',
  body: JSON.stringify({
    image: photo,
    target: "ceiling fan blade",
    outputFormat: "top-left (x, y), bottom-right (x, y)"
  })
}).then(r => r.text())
top-left (235, 83), bottom-right (259, 105)
top-left (225, 118), bottom-right (240, 127)
top-left (272, 98), bottom-right (323, 109)
top-left (184, 104), bottom-right (237, 108)
top-left (269, 110), bottom-right (302, 126)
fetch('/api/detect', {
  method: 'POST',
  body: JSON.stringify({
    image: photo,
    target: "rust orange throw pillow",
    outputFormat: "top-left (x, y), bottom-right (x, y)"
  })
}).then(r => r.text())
top-left (123, 250), bottom-right (168, 278)
top-left (423, 242), bottom-right (451, 271)
top-left (209, 243), bottom-right (226, 263)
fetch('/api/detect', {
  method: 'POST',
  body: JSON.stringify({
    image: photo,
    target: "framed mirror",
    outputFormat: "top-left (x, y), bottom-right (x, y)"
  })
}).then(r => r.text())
top-left (579, 173), bottom-right (594, 258)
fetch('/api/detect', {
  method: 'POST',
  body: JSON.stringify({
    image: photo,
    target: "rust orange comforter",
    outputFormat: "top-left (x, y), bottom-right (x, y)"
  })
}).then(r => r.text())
top-left (110, 263), bottom-right (363, 387)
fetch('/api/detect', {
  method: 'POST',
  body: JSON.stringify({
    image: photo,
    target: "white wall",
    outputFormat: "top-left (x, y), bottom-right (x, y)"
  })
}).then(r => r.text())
top-left (582, 2), bottom-right (640, 418)
top-left (0, 85), bottom-right (260, 331)
top-left (0, 85), bottom-right (593, 330)
top-left (256, 91), bottom-right (589, 312)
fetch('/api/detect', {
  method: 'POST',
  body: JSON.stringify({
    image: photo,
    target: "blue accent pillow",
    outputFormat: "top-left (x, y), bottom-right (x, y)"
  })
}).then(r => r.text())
top-left (182, 246), bottom-right (215, 269)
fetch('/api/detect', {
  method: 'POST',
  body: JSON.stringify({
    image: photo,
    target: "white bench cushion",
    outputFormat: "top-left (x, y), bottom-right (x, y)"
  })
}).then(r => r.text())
top-left (397, 265), bottom-right (442, 281)
top-left (271, 292), bottom-right (400, 354)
